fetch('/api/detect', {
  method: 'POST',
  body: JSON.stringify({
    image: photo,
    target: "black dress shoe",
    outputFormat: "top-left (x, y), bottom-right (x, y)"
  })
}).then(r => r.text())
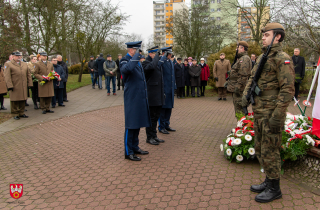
top-left (218, 98), bottom-right (222, 101)
top-left (255, 179), bottom-right (282, 203)
top-left (165, 126), bottom-right (176, 132)
top-left (42, 110), bottom-right (46, 114)
top-left (63, 100), bottom-right (69, 102)
top-left (58, 104), bottom-right (65, 107)
top-left (25, 109), bottom-right (27, 111)
top-left (251, 178), bottom-right (268, 193)
top-left (146, 138), bottom-right (159, 145)
top-left (19, 114), bottom-right (28, 118)
top-left (223, 98), bottom-right (226, 101)
top-left (153, 137), bottom-right (165, 143)
top-left (134, 149), bottom-right (149, 155)
top-left (46, 110), bottom-right (54, 113)
top-left (14, 116), bottom-right (20, 120)
top-left (125, 154), bottom-right (141, 161)
top-left (92, 85), bottom-right (95, 89)
top-left (34, 105), bottom-right (39, 110)
top-left (159, 129), bottom-right (169, 134)
top-left (1, 106), bottom-right (7, 110)
top-left (25, 103), bottom-right (29, 106)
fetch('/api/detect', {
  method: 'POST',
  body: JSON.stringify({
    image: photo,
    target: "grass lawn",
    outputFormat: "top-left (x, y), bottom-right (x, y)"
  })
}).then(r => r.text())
top-left (4, 74), bottom-right (92, 98)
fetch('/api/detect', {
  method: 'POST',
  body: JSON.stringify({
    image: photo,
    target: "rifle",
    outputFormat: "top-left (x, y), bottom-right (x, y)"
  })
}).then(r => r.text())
top-left (243, 33), bottom-right (278, 115)
top-left (231, 49), bottom-right (238, 68)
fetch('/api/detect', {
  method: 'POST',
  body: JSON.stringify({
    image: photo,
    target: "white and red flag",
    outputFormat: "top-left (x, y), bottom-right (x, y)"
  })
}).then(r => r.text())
top-left (312, 57), bottom-right (320, 138)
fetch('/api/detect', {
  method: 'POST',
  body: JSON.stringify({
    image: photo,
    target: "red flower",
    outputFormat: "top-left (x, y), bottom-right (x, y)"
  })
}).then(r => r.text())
top-left (228, 141), bottom-right (232, 146)
top-left (308, 116), bottom-right (311, 121)
top-left (295, 134), bottom-right (303, 139)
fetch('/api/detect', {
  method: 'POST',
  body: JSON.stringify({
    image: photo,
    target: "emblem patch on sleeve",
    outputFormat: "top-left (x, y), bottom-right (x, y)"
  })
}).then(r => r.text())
top-left (284, 60), bottom-right (290, 64)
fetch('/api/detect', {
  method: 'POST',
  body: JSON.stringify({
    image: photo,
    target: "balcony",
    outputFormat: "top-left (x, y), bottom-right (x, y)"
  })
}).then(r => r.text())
top-left (154, 7), bottom-right (164, 10)
top-left (154, 18), bottom-right (164, 21)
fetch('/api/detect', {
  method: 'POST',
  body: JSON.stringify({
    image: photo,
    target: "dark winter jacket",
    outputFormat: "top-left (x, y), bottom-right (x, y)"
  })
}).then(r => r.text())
top-left (57, 61), bottom-right (68, 82)
top-left (184, 64), bottom-right (191, 86)
top-left (174, 63), bottom-right (185, 88)
top-left (142, 54), bottom-right (165, 107)
top-left (292, 55), bottom-right (305, 83)
top-left (158, 55), bottom-right (175, 109)
top-left (95, 56), bottom-right (106, 76)
top-left (189, 64), bottom-right (201, 87)
top-left (88, 60), bottom-right (95, 73)
top-left (53, 64), bottom-right (65, 89)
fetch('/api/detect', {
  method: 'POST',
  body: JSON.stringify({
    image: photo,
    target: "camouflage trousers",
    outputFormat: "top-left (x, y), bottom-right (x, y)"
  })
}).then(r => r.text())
top-left (232, 93), bottom-right (243, 117)
top-left (254, 117), bottom-right (282, 179)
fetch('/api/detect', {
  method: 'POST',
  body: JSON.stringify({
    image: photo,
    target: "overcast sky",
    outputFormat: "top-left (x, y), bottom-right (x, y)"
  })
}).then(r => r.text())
top-left (117, 0), bottom-right (192, 42)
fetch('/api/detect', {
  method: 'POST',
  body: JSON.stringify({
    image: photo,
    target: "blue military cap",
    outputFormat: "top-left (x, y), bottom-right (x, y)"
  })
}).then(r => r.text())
top-left (147, 46), bottom-right (159, 53)
top-left (39, 52), bottom-right (48, 56)
top-left (125, 41), bottom-right (142, 49)
top-left (160, 47), bottom-right (173, 54)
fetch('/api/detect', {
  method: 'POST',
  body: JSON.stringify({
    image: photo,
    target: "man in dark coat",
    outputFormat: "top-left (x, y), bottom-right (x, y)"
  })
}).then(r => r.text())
top-left (51, 57), bottom-right (65, 107)
top-left (88, 56), bottom-right (96, 88)
top-left (115, 54), bottom-right (124, 90)
top-left (95, 53), bottom-right (106, 89)
top-left (158, 47), bottom-right (176, 134)
top-left (184, 59), bottom-right (191, 97)
top-left (142, 46), bottom-right (166, 145)
top-left (120, 41), bottom-right (151, 161)
top-left (57, 55), bottom-right (69, 102)
top-left (292, 48), bottom-right (305, 99)
top-left (174, 58), bottom-right (185, 98)
top-left (189, 59), bottom-right (202, 97)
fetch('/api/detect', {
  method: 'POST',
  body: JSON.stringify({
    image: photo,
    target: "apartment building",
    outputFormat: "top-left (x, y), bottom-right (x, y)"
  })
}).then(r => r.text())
top-left (153, 0), bottom-right (188, 48)
top-left (238, 6), bottom-right (270, 41)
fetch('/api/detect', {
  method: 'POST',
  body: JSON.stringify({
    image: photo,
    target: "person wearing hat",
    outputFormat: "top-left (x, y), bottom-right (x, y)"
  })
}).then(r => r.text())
top-left (226, 41), bottom-right (252, 116)
top-left (51, 56), bottom-right (65, 108)
top-left (120, 41), bottom-right (151, 161)
top-left (103, 54), bottom-right (118, 96)
top-left (189, 58), bottom-right (202, 97)
top-left (158, 47), bottom-right (176, 134)
top-left (27, 55), bottom-right (40, 109)
top-left (4, 51), bottom-right (33, 119)
top-left (57, 55), bottom-right (69, 102)
top-left (188, 57), bottom-right (193, 66)
top-left (242, 23), bottom-right (295, 203)
top-left (34, 52), bottom-right (55, 114)
top-left (88, 55), bottom-right (96, 88)
top-left (142, 46), bottom-right (166, 145)
top-left (94, 53), bottom-right (106, 89)
top-left (0, 65), bottom-right (8, 110)
top-left (199, 58), bottom-right (210, 97)
top-left (115, 54), bottom-right (124, 90)
top-left (213, 53), bottom-right (231, 100)
top-left (184, 59), bottom-right (191, 97)
top-left (174, 58), bottom-right (185, 98)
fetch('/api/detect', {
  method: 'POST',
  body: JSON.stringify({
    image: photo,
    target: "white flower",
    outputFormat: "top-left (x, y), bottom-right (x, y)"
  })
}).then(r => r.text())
top-left (305, 135), bottom-right (315, 146)
top-left (235, 130), bottom-right (244, 137)
top-left (237, 121), bottom-right (243, 128)
top-left (245, 135), bottom-right (252, 141)
top-left (284, 125), bottom-right (289, 130)
top-left (224, 144), bottom-right (228, 149)
top-left (260, 168), bottom-right (264, 173)
top-left (236, 155), bottom-right (243, 162)
top-left (220, 144), bottom-right (224, 152)
top-left (248, 148), bottom-right (255, 155)
top-left (232, 128), bottom-right (235, 133)
top-left (226, 148), bottom-right (232, 156)
top-left (285, 119), bottom-right (292, 125)
top-left (234, 138), bottom-right (242, 145)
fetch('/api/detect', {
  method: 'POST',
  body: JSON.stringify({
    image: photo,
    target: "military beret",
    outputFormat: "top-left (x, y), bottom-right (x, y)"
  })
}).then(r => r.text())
top-left (107, 54), bottom-right (112, 57)
top-left (12, 51), bottom-right (22, 56)
top-left (238, 41), bottom-right (249, 48)
top-left (261, 23), bottom-right (285, 33)
top-left (39, 52), bottom-right (47, 56)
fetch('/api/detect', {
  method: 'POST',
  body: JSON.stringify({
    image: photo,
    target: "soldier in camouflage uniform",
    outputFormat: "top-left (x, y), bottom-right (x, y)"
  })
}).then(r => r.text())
top-left (227, 41), bottom-right (252, 117)
top-left (242, 23), bottom-right (295, 203)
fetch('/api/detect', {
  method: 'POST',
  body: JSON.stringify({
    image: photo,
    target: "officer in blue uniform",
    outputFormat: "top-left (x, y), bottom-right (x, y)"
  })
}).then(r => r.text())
top-left (120, 41), bottom-right (151, 161)
top-left (158, 47), bottom-right (176, 134)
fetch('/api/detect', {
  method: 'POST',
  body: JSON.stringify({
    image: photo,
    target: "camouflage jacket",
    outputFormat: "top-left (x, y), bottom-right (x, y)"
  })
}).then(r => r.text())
top-left (243, 43), bottom-right (295, 119)
top-left (227, 51), bottom-right (252, 92)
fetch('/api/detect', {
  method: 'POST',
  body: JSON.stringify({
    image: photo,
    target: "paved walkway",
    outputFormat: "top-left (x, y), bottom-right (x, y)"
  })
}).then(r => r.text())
top-left (0, 86), bottom-right (124, 134)
top-left (0, 86), bottom-right (318, 209)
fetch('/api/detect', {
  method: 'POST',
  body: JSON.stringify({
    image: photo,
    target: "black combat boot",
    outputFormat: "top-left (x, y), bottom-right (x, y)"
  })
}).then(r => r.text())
top-left (255, 178), bottom-right (282, 203)
top-left (250, 177), bottom-right (268, 193)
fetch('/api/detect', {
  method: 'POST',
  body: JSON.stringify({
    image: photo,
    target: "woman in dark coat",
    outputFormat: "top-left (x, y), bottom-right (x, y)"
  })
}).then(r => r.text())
top-left (174, 58), bottom-right (185, 98)
top-left (184, 59), bottom-right (191, 97)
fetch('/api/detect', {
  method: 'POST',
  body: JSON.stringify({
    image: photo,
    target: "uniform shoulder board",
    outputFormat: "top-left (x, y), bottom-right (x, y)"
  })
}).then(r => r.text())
top-left (284, 60), bottom-right (290, 64)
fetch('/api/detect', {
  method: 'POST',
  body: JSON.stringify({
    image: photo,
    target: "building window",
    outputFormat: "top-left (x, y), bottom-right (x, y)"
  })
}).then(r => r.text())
top-left (166, 16), bottom-right (168, 18)
top-left (217, 8), bottom-right (221, 12)
top-left (170, 10), bottom-right (172, 12)
top-left (217, 0), bottom-right (221, 3)
top-left (170, 4), bottom-right (172, 6)
top-left (166, 10), bottom-right (168, 12)
top-left (211, 0), bottom-right (215, 3)
top-left (211, 9), bottom-right (215, 12)
top-left (156, 27), bottom-right (160, 30)
top-left (211, 17), bottom-right (215, 20)
top-left (156, 22), bottom-right (160, 25)
top-left (166, 38), bottom-right (169, 40)
top-left (170, 15), bottom-right (173, 18)
top-left (217, 17), bottom-right (221, 20)
top-left (170, 38), bottom-right (173, 40)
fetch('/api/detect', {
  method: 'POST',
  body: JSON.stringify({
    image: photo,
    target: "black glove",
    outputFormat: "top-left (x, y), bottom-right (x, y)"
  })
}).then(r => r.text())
top-left (269, 117), bottom-right (282, 134)
top-left (224, 81), bottom-right (228, 88)
top-left (215, 77), bottom-right (218, 82)
top-left (43, 78), bottom-right (48, 83)
top-left (8, 88), bottom-right (13, 91)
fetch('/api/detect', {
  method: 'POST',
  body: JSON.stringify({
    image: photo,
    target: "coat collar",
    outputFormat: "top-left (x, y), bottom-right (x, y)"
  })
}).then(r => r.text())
top-left (11, 60), bottom-right (21, 67)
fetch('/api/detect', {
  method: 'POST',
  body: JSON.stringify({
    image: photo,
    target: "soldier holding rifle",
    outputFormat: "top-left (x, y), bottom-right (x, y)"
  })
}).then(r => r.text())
top-left (242, 23), bottom-right (295, 203)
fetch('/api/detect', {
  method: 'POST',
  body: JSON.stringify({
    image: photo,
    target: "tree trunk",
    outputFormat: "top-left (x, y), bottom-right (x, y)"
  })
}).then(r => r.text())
top-left (78, 61), bottom-right (84, 82)
top-left (21, 0), bottom-right (32, 55)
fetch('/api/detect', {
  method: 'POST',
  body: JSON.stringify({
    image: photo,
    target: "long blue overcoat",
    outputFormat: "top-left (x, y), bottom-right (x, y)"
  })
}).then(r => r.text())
top-left (120, 52), bottom-right (151, 129)
top-left (158, 56), bottom-right (175, 109)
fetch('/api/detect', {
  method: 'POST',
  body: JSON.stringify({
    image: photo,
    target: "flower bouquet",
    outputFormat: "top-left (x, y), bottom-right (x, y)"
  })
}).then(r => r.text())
top-left (40, 70), bottom-right (60, 86)
top-left (221, 112), bottom-right (319, 164)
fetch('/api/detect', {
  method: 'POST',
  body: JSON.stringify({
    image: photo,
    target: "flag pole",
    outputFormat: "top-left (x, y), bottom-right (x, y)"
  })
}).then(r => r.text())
top-left (303, 57), bottom-right (320, 115)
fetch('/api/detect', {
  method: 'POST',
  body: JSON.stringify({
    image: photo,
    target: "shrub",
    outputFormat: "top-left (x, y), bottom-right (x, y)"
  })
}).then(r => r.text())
top-left (69, 63), bottom-right (89, 74)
